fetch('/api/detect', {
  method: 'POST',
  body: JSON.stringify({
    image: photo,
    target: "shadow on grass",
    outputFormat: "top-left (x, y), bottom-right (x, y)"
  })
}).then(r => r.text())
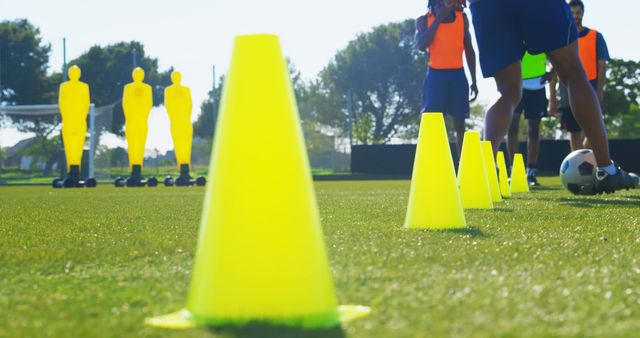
top-left (531, 186), bottom-right (561, 191)
top-left (492, 208), bottom-right (514, 213)
top-left (443, 226), bottom-right (486, 237)
top-left (558, 197), bottom-right (640, 209)
top-left (209, 324), bottom-right (345, 338)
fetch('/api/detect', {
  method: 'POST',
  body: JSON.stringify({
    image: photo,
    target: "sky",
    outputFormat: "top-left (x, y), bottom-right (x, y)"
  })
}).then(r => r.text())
top-left (1, 0), bottom-right (638, 151)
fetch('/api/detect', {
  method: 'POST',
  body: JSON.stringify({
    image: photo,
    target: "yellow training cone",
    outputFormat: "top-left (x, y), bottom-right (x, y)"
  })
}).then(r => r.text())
top-left (510, 153), bottom-right (530, 193)
top-left (496, 151), bottom-right (511, 197)
top-left (481, 141), bottom-right (502, 203)
top-left (146, 34), bottom-right (369, 329)
top-left (457, 131), bottom-right (493, 209)
top-left (404, 113), bottom-right (466, 229)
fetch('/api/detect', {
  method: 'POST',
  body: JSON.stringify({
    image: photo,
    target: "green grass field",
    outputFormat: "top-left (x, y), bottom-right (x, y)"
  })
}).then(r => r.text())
top-left (1, 178), bottom-right (639, 338)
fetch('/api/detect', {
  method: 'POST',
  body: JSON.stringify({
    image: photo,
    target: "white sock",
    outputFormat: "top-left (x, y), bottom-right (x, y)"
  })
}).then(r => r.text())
top-left (527, 168), bottom-right (537, 177)
top-left (598, 162), bottom-right (618, 175)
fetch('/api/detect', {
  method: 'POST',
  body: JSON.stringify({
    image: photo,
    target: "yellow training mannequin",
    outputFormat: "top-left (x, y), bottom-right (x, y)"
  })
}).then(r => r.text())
top-left (59, 65), bottom-right (90, 171)
top-left (122, 67), bottom-right (153, 170)
top-left (164, 71), bottom-right (193, 168)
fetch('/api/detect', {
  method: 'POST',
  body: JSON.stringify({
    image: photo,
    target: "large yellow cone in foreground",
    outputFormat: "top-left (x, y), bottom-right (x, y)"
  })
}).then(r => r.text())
top-left (481, 141), bottom-right (502, 203)
top-left (404, 113), bottom-right (466, 229)
top-left (496, 151), bottom-right (511, 197)
top-left (510, 153), bottom-right (530, 193)
top-left (146, 34), bottom-right (369, 330)
top-left (457, 131), bottom-right (493, 209)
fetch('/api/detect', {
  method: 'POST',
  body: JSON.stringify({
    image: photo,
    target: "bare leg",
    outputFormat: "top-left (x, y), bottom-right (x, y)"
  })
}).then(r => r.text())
top-left (453, 117), bottom-right (466, 158)
top-left (527, 118), bottom-right (541, 167)
top-left (547, 41), bottom-right (610, 167)
top-left (569, 132), bottom-right (583, 152)
top-left (507, 112), bottom-right (521, 166)
top-left (485, 61), bottom-right (523, 158)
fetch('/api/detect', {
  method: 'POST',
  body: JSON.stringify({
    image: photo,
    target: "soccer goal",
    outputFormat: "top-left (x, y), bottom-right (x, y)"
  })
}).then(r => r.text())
top-left (0, 103), bottom-right (119, 184)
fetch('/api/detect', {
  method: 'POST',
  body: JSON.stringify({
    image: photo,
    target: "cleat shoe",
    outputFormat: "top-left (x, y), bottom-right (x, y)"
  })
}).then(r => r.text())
top-left (594, 163), bottom-right (639, 194)
top-left (527, 175), bottom-right (541, 187)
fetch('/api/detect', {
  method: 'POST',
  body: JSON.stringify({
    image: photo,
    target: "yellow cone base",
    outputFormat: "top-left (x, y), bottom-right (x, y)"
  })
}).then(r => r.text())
top-left (481, 141), bottom-right (503, 203)
top-left (404, 113), bottom-right (466, 230)
top-left (496, 151), bottom-right (511, 198)
top-left (458, 131), bottom-right (493, 210)
top-left (145, 305), bottom-right (370, 330)
top-left (510, 153), bottom-right (530, 193)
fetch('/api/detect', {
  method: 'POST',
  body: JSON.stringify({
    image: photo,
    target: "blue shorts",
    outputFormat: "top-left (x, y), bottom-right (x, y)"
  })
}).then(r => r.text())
top-left (470, 0), bottom-right (578, 78)
top-left (515, 88), bottom-right (548, 119)
top-left (421, 68), bottom-right (469, 119)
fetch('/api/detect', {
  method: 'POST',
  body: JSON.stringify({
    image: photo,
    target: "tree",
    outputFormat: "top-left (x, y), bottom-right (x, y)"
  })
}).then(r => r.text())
top-left (0, 19), bottom-right (60, 137)
top-left (192, 60), bottom-right (338, 169)
top-left (194, 60), bottom-right (307, 140)
top-left (194, 76), bottom-right (223, 139)
top-left (0, 147), bottom-right (6, 169)
top-left (602, 58), bottom-right (640, 138)
top-left (69, 41), bottom-right (172, 136)
top-left (0, 19), bottom-right (55, 104)
top-left (310, 19), bottom-right (426, 144)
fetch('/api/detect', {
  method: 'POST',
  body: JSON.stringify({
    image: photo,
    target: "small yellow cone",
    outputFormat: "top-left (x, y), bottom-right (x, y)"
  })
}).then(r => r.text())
top-left (457, 131), bottom-right (493, 209)
top-left (404, 113), bottom-right (466, 229)
top-left (510, 153), bottom-right (530, 193)
top-left (496, 151), bottom-right (511, 197)
top-left (145, 34), bottom-right (369, 330)
top-left (481, 141), bottom-right (502, 203)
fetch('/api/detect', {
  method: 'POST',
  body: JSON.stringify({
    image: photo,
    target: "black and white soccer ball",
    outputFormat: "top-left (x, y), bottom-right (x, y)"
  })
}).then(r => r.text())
top-left (560, 149), bottom-right (597, 195)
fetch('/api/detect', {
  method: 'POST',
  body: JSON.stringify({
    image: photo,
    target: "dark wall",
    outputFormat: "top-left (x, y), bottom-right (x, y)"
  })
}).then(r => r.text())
top-left (352, 140), bottom-right (640, 176)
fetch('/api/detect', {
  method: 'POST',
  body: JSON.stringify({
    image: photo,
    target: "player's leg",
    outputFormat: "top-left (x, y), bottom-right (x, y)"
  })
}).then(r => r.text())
top-left (453, 117), bottom-right (465, 156)
top-left (546, 43), bottom-right (609, 166)
top-left (486, 63), bottom-right (523, 156)
top-left (517, 0), bottom-right (605, 165)
top-left (514, 0), bottom-right (637, 192)
top-left (470, 0), bottom-right (525, 157)
top-left (422, 71), bottom-right (445, 115)
top-left (527, 118), bottom-right (541, 185)
top-left (523, 88), bottom-right (546, 186)
top-left (507, 107), bottom-right (523, 166)
top-left (450, 69), bottom-right (470, 157)
top-left (569, 132), bottom-right (582, 151)
top-left (422, 69), bottom-right (450, 137)
top-left (559, 107), bottom-right (580, 151)
top-left (549, 42), bottom-right (637, 192)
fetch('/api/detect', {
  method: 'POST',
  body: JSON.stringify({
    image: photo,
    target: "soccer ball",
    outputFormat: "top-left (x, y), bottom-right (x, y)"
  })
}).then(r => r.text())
top-left (560, 149), bottom-right (597, 195)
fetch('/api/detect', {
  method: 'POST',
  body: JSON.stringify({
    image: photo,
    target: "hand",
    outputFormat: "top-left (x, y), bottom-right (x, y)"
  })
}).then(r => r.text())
top-left (549, 97), bottom-right (558, 117)
top-left (540, 70), bottom-right (556, 84)
top-left (416, 15), bottom-right (427, 29)
top-left (469, 82), bottom-right (479, 103)
top-left (444, 0), bottom-right (467, 8)
top-left (434, 2), bottom-right (455, 19)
